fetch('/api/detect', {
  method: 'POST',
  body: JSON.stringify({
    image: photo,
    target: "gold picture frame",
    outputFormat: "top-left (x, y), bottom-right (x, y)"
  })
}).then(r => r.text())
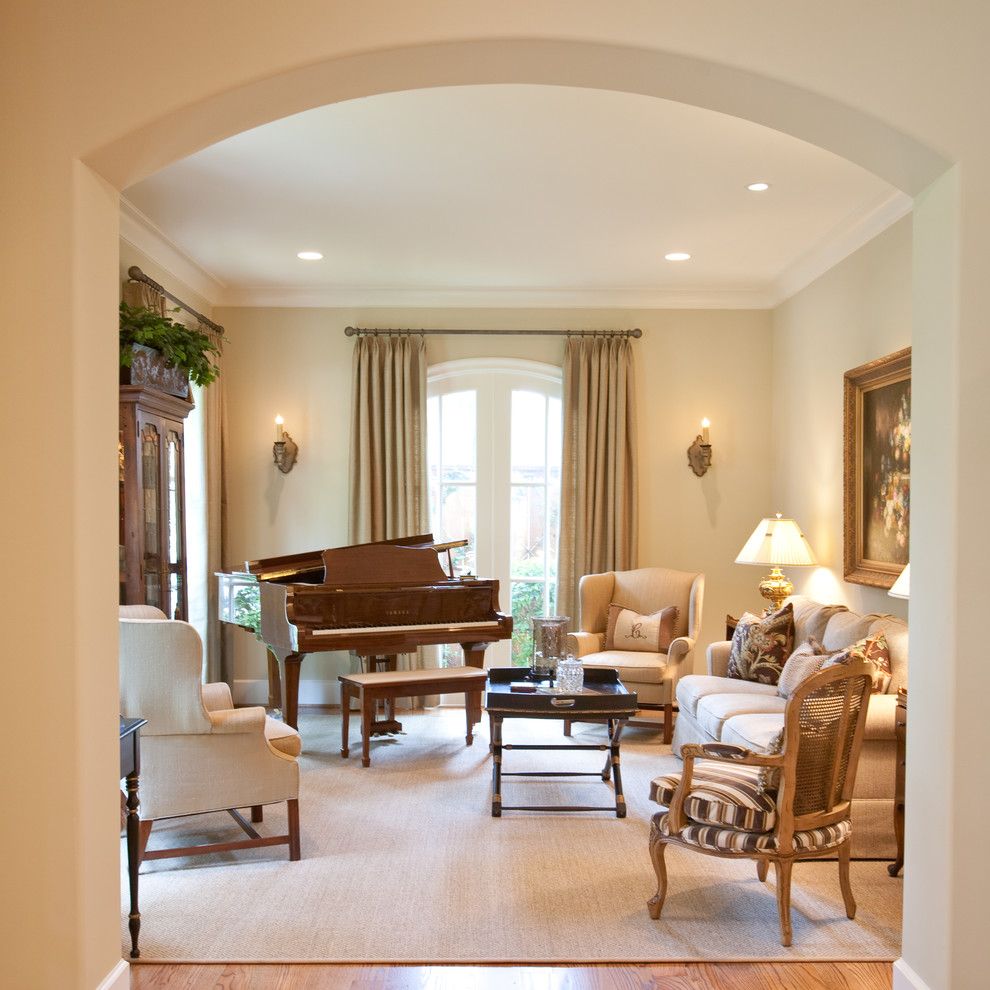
top-left (843, 347), bottom-right (911, 588)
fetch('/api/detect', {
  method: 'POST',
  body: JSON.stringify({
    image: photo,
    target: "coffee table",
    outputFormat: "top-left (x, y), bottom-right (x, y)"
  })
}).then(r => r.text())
top-left (485, 667), bottom-right (638, 817)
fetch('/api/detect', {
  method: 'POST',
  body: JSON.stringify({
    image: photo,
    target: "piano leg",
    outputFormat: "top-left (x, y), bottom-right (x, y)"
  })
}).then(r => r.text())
top-left (272, 650), bottom-right (304, 730)
top-left (266, 649), bottom-right (283, 720)
top-left (462, 642), bottom-right (492, 668)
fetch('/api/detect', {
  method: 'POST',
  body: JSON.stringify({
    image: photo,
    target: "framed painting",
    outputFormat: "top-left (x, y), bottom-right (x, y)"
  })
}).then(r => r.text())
top-left (843, 346), bottom-right (911, 588)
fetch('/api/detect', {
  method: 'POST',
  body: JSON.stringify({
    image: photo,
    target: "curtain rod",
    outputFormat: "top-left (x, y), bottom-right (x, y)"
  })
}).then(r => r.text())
top-left (344, 327), bottom-right (642, 338)
top-left (126, 266), bottom-right (224, 335)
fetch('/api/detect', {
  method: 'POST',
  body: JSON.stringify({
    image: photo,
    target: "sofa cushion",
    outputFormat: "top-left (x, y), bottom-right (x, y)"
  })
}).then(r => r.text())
top-left (696, 693), bottom-right (787, 739)
top-left (650, 760), bottom-right (777, 832)
top-left (676, 675), bottom-right (778, 718)
top-left (582, 650), bottom-right (667, 685)
top-left (605, 602), bottom-right (678, 653)
top-left (787, 596), bottom-right (849, 648)
top-left (656, 810), bottom-right (851, 854)
top-left (721, 712), bottom-right (786, 754)
top-left (727, 603), bottom-right (795, 685)
top-left (776, 639), bottom-right (830, 699)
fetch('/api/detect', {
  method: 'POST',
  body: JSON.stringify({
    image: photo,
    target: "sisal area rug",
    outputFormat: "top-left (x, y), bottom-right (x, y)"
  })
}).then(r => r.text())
top-left (122, 709), bottom-right (902, 962)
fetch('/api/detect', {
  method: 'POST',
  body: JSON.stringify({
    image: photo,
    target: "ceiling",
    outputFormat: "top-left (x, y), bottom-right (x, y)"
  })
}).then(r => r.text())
top-left (123, 84), bottom-right (909, 309)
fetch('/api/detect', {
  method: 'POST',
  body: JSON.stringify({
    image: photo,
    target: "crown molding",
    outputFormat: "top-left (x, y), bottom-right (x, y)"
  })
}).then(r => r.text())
top-left (121, 192), bottom-right (910, 314)
top-left (769, 190), bottom-right (913, 306)
top-left (219, 284), bottom-right (778, 310)
top-left (119, 198), bottom-right (226, 306)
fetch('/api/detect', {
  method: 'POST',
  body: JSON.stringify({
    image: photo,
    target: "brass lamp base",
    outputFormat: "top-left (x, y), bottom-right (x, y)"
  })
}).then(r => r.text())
top-left (758, 567), bottom-right (793, 614)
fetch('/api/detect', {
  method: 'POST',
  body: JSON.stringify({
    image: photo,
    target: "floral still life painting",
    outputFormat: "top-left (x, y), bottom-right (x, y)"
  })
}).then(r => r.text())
top-left (843, 347), bottom-right (912, 588)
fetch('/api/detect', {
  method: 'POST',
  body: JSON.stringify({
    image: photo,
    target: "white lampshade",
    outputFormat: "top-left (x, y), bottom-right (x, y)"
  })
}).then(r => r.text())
top-left (735, 514), bottom-right (817, 567)
top-left (889, 563), bottom-right (910, 599)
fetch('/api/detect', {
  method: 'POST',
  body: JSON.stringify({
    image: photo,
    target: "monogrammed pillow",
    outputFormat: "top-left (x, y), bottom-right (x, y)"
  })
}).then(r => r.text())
top-left (604, 603), bottom-right (679, 653)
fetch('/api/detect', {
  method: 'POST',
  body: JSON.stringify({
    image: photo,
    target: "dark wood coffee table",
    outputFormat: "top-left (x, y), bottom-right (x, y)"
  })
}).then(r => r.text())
top-left (486, 667), bottom-right (637, 818)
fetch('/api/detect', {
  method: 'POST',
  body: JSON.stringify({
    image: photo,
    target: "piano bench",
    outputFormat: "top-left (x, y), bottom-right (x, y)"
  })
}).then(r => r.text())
top-left (339, 666), bottom-right (488, 767)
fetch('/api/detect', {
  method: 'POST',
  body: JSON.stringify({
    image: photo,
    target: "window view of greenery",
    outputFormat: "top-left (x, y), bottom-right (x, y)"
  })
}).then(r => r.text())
top-left (428, 379), bottom-right (562, 668)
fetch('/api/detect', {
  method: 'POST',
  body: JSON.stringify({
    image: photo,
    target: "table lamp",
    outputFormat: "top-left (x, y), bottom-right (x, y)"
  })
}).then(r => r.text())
top-left (889, 563), bottom-right (910, 599)
top-left (735, 513), bottom-right (817, 613)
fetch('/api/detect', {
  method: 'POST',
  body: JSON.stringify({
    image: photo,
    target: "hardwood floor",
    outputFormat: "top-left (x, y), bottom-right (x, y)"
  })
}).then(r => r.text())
top-left (131, 962), bottom-right (892, 989)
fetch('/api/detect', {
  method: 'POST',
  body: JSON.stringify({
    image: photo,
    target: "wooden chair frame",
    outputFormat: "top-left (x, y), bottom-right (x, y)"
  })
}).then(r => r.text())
top-left (648, 658), bottom-right (874, 946)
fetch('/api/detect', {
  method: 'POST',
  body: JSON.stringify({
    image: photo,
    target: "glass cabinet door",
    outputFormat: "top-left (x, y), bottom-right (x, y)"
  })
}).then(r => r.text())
top-left (165, 427), bottom-right (186, 620)
top-left (140, 421), bottom-right (163, 610)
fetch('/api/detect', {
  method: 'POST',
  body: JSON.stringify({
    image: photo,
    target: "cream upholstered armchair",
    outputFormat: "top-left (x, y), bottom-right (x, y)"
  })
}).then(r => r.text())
top-left (571, 567), bottom-right (704, 743)
top-left (647, 658), bottom-right (874, 946)
top-left (119, 606), bottom-right (302, 863)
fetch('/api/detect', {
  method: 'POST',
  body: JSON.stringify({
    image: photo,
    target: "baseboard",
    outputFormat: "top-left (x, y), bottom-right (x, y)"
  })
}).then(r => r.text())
top-left (893, 958), bottom-right (932, 990)
top-left (233, 678), bottom-right (342, 706)
top-left (95, 958), bottom-right (129, 990)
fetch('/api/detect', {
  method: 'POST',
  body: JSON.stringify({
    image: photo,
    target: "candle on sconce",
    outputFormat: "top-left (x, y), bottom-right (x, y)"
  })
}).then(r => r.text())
top-left (275, 414), bottom-right (284, 442)
top-left (701, 418), bottom-right (711, 445)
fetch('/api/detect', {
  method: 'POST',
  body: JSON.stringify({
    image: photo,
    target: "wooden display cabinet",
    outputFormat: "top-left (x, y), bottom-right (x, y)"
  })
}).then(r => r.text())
top-left (119, 385), bottom-right (193, 620)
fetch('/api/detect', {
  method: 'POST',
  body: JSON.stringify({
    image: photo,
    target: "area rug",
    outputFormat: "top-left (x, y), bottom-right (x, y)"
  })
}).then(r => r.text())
top-left (122, 709), bottom-right (902, 962)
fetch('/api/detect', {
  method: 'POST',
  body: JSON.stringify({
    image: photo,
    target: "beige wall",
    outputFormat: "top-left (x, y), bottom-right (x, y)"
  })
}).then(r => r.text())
top-left (218, 305), bottom-right (773, 699)
top-left (6, 6), bottom-right (990, 988)
top-left (771, 216), bottom-right (911, 623)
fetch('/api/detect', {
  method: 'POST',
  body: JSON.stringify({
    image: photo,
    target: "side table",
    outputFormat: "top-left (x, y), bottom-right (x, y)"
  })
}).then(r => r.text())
top-left (120, 716), bottom-right (147, 958)
top-left (888, 687), bottom-right (907, 877)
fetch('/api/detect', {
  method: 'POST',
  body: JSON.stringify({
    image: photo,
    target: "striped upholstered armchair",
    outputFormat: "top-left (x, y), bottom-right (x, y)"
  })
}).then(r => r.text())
top-left (646, 657), bottom-right (874, 946)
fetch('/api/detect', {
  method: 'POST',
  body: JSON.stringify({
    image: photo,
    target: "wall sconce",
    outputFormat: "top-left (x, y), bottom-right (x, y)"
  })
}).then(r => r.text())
top-left (687, 418), bottom-right (712, 476)
top-left (272, 414), bottom-right (298, 474)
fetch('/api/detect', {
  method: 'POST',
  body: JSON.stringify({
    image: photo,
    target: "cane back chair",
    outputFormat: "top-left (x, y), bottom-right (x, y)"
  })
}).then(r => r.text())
top-left (647, 657), bottom-right (874, 946)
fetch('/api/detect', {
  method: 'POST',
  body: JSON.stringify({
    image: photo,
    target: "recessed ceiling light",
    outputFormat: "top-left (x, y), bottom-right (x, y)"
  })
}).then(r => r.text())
top-left (296, 250), bottom-right (323, 261)
top-left (747, 182), bottom-right (771, 192)
top-left (664, 252), bottom-right (691, 262)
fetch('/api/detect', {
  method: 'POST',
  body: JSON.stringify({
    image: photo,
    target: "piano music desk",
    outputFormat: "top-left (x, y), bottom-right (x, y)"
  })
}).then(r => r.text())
top-left (339, 666), bottom-right (488, 767)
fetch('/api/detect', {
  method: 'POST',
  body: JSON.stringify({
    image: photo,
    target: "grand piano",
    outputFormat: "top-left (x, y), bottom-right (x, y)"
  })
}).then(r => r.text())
top-left (218, 534), bottom-right (512, 731)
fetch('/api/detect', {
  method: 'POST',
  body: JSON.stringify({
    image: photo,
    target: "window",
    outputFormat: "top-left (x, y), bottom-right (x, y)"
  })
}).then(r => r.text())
top-left (428, 359), bottom-right (562, 666)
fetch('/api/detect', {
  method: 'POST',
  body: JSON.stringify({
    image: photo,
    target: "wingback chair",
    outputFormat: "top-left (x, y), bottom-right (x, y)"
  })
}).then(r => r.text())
top-left (647, 658), bottom-right (874, 946)
top-left (119, 608), bottom-right (302, 863)
top-left (570, 567), bottom-right (704, 742)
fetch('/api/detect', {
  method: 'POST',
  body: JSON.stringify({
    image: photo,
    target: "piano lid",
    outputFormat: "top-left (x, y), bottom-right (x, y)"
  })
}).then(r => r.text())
top-left (241, 533), bottom-right (440, 583)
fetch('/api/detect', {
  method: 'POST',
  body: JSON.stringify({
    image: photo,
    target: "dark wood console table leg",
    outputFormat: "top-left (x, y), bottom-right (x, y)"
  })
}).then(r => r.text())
top-left (888, 687), bottom-right (907, 876)
top-left (125, 770), bottom-right (141, 957)
top-left (491, 715), bottom-right (503, 817)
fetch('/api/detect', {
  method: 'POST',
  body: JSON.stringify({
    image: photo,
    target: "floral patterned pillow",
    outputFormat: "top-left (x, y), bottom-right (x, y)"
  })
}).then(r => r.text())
top-left (727, 603), bottom-right (795, 685)
top-left (822, 631), bottom-right (892, 693)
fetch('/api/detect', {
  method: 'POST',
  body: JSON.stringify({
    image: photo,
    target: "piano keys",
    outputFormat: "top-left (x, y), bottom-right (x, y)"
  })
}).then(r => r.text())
top-left (218, 534), bottom-right (512, 731)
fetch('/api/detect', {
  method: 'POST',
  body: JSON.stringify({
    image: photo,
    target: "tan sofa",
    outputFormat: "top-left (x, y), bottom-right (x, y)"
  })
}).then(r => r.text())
top-left (671, 595), bottom-right (907, 858)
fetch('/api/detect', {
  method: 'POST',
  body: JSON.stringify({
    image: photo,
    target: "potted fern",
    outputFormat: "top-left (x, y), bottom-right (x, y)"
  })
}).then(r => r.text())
top-left (119, 302), bottom-right (223, 397)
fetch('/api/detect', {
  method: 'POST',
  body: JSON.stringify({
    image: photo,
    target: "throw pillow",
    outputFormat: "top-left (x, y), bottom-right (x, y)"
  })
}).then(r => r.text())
top-left (776, 637), bottom-right (831, 699)
top-left (726, 602), bottom-right (795, 685)
top-left (605, 603), bottom-right (679, 653)
top-left (822, 631), bottom-right (892, 693)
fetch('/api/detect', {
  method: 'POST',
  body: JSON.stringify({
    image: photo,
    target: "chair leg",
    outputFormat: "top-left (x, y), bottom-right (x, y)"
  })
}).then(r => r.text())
top-left (774, 858), bottom-right (794, 946)
top-left (251, 805), bottom-right (263, 823)
top-left (838, 840), bottom-right (856, 919)
top-left (647, 823), bottom-right (669, 920)
top-left (287, 798), bottom-right (301, 861)
top-left (563, 719), bottom-right (572, 737)
top-left (662, 703), bottom-right (674, 745)
top-left (757, 858), bottom-right (768, 882)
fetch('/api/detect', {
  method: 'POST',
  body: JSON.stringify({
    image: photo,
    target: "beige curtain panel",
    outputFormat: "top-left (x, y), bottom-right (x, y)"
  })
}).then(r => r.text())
top-left (122, 278), bottom-right (167, 315)
top-left (203, 330), bottom-right (229, 685)
top-left (557, 335), bottom-right (639, 624)
top-left (348, 334), bottom-right (429, 543)
top-left (348, 334), bottom-right (434, 693)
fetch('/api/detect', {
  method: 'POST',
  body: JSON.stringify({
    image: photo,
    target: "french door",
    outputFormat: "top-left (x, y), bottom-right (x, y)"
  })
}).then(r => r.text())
top-left (427, 359), bottom-right (562, 666)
